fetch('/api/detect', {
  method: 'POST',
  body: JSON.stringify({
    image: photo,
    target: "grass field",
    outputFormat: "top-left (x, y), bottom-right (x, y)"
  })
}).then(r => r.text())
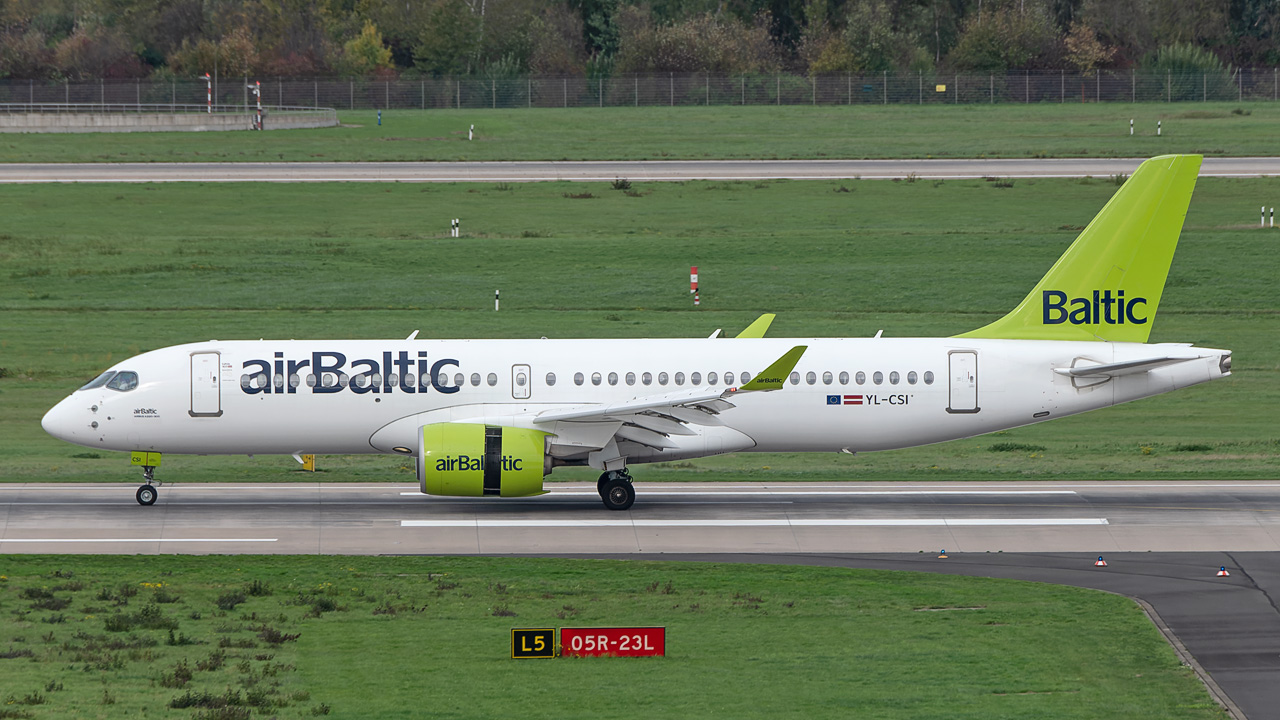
top-left (0, 555), bottom-right (1225, 719)
top-left (1, 176), bottom-right (1276, 484)
top-left (2, 103), bottom-right (1279, 163)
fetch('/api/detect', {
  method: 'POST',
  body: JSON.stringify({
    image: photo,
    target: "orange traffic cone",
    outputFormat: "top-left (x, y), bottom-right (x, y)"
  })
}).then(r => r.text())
top-left (1217, 567), bottom-right (1230, 577)
top-left (1094, 556), bottom-right (1108, 567)
top-left (938, 550), bottom-right (949, 559)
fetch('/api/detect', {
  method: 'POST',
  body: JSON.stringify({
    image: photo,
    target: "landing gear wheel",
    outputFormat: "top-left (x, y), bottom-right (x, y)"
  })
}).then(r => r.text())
top-left (136, 484), bottom-right (157, 506)
top-left (600, 477), bottom-right (635, 511)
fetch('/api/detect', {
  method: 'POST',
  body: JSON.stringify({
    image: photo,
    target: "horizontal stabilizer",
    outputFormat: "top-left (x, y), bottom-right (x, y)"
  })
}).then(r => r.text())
top-left (1053, 357), bottom-right (1193, 378)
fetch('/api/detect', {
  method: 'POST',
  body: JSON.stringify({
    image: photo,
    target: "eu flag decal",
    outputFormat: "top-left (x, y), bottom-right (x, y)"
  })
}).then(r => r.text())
top-left (826, 395), bottom-right (842, 405)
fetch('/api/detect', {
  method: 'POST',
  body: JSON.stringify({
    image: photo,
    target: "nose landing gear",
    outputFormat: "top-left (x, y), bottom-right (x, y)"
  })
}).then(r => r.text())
top-left (597, 469), bottom-right (635, 511)
top-left (136, 465), bottom-right (158, 506)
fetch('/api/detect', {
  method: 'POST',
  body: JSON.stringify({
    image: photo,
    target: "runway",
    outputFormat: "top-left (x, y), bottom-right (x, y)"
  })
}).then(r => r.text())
top-left (3, 480), bottom-right (1279, 555)
top-left (4, 479), bottom-right (1280, 718)
top-left (2, 157), bottom-right (1279, 183)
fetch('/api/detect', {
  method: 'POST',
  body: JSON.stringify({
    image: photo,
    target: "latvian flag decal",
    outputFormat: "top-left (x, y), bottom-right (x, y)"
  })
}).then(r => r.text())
top-left (827, 395), bottom-right (864, 405)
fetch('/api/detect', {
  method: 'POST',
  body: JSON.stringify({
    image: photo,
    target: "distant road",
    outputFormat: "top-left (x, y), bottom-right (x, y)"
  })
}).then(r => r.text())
top-left (2, 157), bottom-right (1278, 183)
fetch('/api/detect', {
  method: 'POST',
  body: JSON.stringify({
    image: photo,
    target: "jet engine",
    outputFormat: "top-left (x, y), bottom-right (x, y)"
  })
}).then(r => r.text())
top-left (417, 423), bottom-right (552, 497)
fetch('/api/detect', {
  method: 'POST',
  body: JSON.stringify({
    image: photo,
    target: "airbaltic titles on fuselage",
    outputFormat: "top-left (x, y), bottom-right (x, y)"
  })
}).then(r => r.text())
top-left (241, 350), bottom-right (460, 395)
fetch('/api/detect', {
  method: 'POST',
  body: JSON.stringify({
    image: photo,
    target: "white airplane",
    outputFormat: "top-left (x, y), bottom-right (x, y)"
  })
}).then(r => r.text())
top-left (42, 154), bottom-right (1230, 510)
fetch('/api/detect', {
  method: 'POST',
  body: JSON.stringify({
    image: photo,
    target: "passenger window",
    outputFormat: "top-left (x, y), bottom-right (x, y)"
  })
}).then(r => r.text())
top-left (707, 371), bottom-right (718, 386)
top-left (274, 375), bottom-right (284, 390)
top-left (574, 372), bottom-right (585, 386)
top-left (339, 375), bottom-right (350, 388)
top-left (487, 373), bottom-right (498, 386)
top-left (453, 373), bottom-right (464, 387)
top-left (873, 371), bottom-right (883, 385)
top-left (400, 373), bottom-right (413, 388)
top-left (823, 371), bottom-right (833, 385)
top-left (924, 371), bottom-right (935, 385)
top-left (855, 371), bottom-right (866, 385)
top-left (306, 374), bottom-right (318, 387)
top-left (724, 372), bottom-right (735, 385)
top-left (626, 372), bottom-right (636, 386)
top-left (591, 372), bottom-right (602, 386)
top-left (79, 370), bottom-right (117, 391)
top-left (907, 371), bottom-right (918, 385)
top-left (642, 372), bottom-right (653, 386)
top-left (608, 372), bottom-right (619, 386)
top-left (239, 374), bottom-right (252, 389)
top-left (352, 374), bottom-right (367, 389)
top-left (364, 374), bottom-right (376, 389)
top-left (805, 371), bottom-right (816, 385)
top-left (105, 371), bottom-right (138, 392)
top-left (674, 372), bottom-right (685, 385)
top-left (658, 372), bottom-right (669, 386)
top-left (839, 371), bottom-right (849, 385)
top-left (889, 371), bottom-right (900, 385)
top-left (546, 372), bottom-right (557, 386)
top-left (690, 371), bottom-right (702, 386)
top-left (740, 372), bottom-right (752, 384)
top-left (470, 373), bottom-right (481, 386)
top-left (789, 372), bottom-right (800, 385)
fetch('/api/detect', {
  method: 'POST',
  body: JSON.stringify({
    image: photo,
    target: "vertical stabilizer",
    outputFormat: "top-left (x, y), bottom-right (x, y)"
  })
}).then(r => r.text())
top-left (957, 154), bottom-right (1201, 343)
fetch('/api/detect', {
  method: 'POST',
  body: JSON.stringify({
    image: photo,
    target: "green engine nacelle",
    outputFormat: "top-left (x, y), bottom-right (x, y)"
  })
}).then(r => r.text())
top-left (417, 423), bottom-right (552, 497)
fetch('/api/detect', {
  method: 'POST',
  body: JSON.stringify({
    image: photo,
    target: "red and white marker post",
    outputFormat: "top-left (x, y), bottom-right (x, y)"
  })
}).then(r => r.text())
top-left (690, 266), bottom-right (699, 307)
top-left (204, 73), bottom-right (212, 114)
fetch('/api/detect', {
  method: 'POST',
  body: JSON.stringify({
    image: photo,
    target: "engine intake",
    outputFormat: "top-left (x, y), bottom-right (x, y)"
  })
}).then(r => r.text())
top-left (417, 423), bottom-right (551, 497)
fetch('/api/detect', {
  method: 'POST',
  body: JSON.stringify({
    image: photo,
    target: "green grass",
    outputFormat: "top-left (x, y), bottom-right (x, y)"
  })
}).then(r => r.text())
top-left (1, 176), bottom-right (1277, 484)
top-left (2, 103), bottom-right (1279, 163)
top-left (0, 556), bottom-right (1225, 719)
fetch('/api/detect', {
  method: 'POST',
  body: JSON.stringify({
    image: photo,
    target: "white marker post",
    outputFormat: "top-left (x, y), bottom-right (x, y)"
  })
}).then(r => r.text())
top-left (1272, 207), bottom-right (1275, 228)
top-left (690, 266), bottom-right (699, 307)
top-left (495, 290), bottom-right (500, 311)
top-left (247, 81), bottom-right (262, 130)
top-left (204, 73), bottom-right (212, 114)
top-left (1129, 119), bottom-right (1133, 136)
top-left (1157, 120), bottom-right (1162, 136)
top-left (1264, 206), bottom-right (1267, 228)
top-left (451, 219), bottom-right (460, 237)
top-left (469, 124), bottom-right (474, 141)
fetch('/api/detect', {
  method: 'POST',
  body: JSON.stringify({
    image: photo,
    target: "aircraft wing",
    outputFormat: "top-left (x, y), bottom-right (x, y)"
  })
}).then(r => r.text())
top-left (533, 345), bottom-right (806, 449)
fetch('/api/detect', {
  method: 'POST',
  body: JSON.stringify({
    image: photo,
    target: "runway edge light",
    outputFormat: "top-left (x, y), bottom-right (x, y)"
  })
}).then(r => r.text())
top-left (938, 549), bottom-right (948, 558)
top-left (1094, 556), bottom-right (1108, 567)
top-left (1218, 567), bottom-right (1231, 577)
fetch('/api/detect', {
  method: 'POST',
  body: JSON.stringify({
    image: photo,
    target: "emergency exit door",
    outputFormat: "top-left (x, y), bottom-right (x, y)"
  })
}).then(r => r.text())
top-left (947, 351), bottom-right (979, 414)
top-left (190, 352), bottom-right (223, 417)
top-left (511, 364), bottom-right (531, 399)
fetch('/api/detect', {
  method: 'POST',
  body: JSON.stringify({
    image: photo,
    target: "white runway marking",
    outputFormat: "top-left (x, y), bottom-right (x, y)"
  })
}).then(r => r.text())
top-left (400, 518), bottom-right (1108, 528)
top-left (0, 538), bottom-right (278, 543)
top-left (399, 490), bottom-right (1079, 497)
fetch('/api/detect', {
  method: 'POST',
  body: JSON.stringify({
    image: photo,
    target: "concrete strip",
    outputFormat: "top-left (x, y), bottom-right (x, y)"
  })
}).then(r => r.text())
top-left (1, 157), bottom-right (1277, 183)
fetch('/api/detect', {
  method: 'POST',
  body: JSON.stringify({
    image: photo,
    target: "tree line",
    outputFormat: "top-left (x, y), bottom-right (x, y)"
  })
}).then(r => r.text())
top-left (1, 0), bottom-right (1276, 82)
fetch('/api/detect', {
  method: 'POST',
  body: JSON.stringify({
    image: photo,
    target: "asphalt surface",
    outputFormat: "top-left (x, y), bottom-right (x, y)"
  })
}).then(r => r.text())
top-left (5, 481), bottom-right (1278, 718)
top-left (2, 157), bottom-right (1279, 183)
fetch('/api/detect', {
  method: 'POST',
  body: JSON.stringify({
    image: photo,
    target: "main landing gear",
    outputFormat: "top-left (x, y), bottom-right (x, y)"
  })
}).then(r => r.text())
top-left (597, 469), bottom-right (635, 511)
top-left (136, 465), bottom-right (158, 506)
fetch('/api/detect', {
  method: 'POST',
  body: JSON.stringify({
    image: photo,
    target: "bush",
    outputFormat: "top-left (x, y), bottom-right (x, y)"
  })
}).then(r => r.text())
top-left (216, 591), bottom-right (247, 611)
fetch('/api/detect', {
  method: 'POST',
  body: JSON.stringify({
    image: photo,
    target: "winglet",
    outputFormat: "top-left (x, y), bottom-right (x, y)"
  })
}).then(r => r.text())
top-left (739, 345), bottom-right (806, 391)
top-left (735, 314), bottom-right (776, 339)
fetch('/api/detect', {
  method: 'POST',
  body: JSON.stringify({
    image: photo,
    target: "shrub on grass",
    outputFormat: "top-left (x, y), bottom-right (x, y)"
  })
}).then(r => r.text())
top-left (216, 590), bottom-right (247, 611)
top-left (244, 579), bottom-right (271, 597)
top-left (987, 442), bottom-right (1046, 452)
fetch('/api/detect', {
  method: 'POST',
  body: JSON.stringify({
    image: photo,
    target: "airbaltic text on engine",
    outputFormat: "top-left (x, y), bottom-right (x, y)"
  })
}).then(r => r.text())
top-left (436, 454), bottom-right (525, 472)
top-left (240, 351), bottom-right (460, 394)
top-left (1042, 290), bottom-right (1147, 325)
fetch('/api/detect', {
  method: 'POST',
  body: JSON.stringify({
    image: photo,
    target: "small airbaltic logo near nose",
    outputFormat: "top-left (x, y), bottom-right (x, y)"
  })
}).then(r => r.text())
top-left (1042, 290), bottom-right (1148, 325)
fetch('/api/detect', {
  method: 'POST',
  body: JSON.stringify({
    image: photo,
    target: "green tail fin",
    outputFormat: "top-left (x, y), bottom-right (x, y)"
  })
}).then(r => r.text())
top-left (957, 154), bottom-right (1201, 343)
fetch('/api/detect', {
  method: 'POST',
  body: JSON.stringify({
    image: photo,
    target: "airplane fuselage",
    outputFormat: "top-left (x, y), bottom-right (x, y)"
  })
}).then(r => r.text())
top-left (43, 336), bottom-right (1230, 463)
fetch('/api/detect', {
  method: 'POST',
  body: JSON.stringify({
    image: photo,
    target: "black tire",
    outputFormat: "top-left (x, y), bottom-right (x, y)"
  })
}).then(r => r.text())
top-left (597, 472), bottom-right (611, 497)
top-left (136, 485), bottom-right (157, 506)
top-left (600, 478), bottom-right (635, 511)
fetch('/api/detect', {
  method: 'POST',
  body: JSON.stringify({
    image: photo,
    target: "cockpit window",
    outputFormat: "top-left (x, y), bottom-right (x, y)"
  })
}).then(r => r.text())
top-left (105, 371), bottom-right (139, 392)
top-left (79, 370), bottom-right (117, 391)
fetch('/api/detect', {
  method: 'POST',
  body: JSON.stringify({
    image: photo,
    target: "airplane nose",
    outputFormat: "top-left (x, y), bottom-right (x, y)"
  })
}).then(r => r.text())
top-left (41, 396), bottom-right (82, 443)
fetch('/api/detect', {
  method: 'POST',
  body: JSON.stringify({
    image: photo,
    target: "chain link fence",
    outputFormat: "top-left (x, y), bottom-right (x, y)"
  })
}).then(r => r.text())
top-left (1, 70), bottom-right (1277, 111)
